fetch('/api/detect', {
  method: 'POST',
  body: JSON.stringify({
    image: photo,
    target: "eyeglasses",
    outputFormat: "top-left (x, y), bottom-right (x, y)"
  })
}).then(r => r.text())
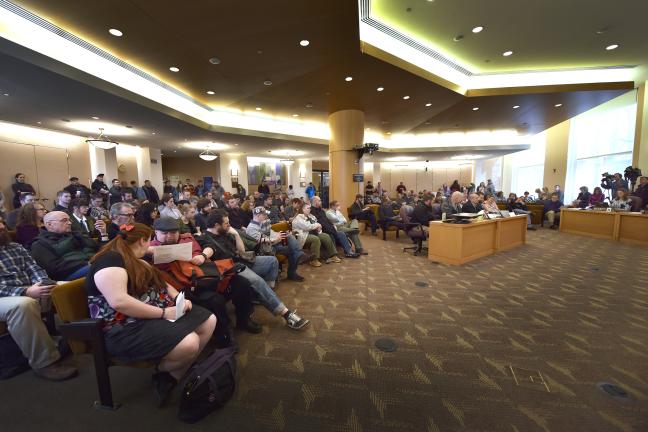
top-left (119, 213), bottom-right (134, 218)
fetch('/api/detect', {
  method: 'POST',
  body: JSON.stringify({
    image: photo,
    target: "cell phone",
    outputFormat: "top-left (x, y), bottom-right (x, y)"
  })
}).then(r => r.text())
top-left (40, 278), bottom-right (57, 286)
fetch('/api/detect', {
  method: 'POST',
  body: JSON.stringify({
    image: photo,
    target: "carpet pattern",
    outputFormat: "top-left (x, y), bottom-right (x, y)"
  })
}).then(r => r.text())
top-left (2, 229), bottom-right (648, 431)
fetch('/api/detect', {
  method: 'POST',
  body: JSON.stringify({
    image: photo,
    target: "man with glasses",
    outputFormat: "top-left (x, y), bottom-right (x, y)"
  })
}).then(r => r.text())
top-left (30, 211), bottom-right (101, 281)
top-left (107, 202), bottom-right (135, 240)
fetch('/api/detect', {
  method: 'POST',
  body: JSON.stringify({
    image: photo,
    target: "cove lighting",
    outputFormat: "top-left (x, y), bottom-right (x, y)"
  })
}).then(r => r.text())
top-left (450, 154), bottom-right (484, 160)
top-left (385, 156), bottom-right (416, 162)
top-left (184, 141), bottom-right (229, 150)
top-left (67, 121), bottom-right (136, 136)
top-left (269, 149), bottom-right (305, 157)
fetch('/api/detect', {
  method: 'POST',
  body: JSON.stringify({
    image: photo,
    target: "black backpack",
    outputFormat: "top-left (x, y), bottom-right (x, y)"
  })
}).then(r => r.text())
top-left (0, 333), bottom-right (29, 380)
top-left (178, 346), bottom-right (237, 423)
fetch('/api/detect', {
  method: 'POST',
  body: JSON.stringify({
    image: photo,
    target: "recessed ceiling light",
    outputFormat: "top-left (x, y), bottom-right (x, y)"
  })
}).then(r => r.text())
top-left (292, 114), bottom-right (299, 117)
top-left (108, 28), bottom-right (123, 37)
top-left (263, 80), bottom-right (273, 86)
top-left (403, 95), bottom-right (410, 100)
top-left (472, 26), bottom-right (484, 33)
top-left (305, 103), bottom-right (313, 108)
top-left (206, 90), bottom-right (215, 95)
top-left (502, 50), bottom-right (514, 57)
top-left (255, 107), bottom-right (262, 111)
top-left (377, 87), bottom-right (384, 92)
top-left (472, 107), bottom-right (479, 111)
top-left (208, 57), bottom-right (221, 65)
top-left (386, 132), bottom-right (392, 135)
top-left (345, 76), bottom-right (353, 82)
top-left (425, 102), bottom-right (432, 107)
top-left (37, 121), bottom-right (42, 124)
top-left (3, 93), bottom-right (8, 96)
top-left (151, 132), bottom-right (156, 135)
top-left (300, 40), bottom-right (310, 47)
top-left (91, 116), bottom-right (100, 120)
top-left (513, 105), bottom-right (520, 109)
top-left (554, 103), bottom-right (563, 107)
top-left (366, 127), bottom-right (371, 131)
top-left (606, 44), bottom-right (619, 51)
top-left (453, 35), bottom-right (464, 42)
top-left (169, 66), bottom-right (180, 72)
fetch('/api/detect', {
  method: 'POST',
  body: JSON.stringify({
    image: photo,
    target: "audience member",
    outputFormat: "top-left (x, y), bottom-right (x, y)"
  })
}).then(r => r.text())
top-left (305, 182), bottom-right (316, 201)
top-left (6, 193), bottom-right (35, 229)
top-left (262, 195), bottom-right (282, 224)
top-left (63, 176), bottom-right (91, 199)
top-left (450, 180), bottom-right (461, 192)
top-left (142, 180), bottom-right (160, 204)
top-left (129, 181), bottom-right (147, 201)
top-left (197, 211), bottom-right (308, 330)
top-left (507, 194), bottom-right (537, 230)
top-left (631, 176), bottom-right (648, 209)
top-left (120, 189), bottom-right (138, 208)
top-left (311, 197), bottom-right (359, 258)
top-left (194, 198), bottom-right (212, 233)
top-left (91, 173), bottom-right (110, 199)
top-left (396, 182), bottom-right (407, 195)
top-left (378, 196), bottom-right (403, 232)
top-left (292, 203), bottom-right (339, 266)
top-left (52, 190), bottom-right (72, 214)
top-left (108, 179), bottom-right (123, 206)
top-left (246, 207), bottom-right (305, 281)
top-left (348, 194), bottom-right (378, 235)
top-left (70, 198), bottom-right (107, 239)
top-left (0, 218), bottom-right (78, 380)
top-left (601, 173), bottom-right (628, 196)
top-left (589, 187), bottom-right (605, 206)
top-left (176, 189), bottom-right (191, 206)
top-left (257, 180), bottom-right (271, 196)
top-left (554, 185), bottom-right (565, 202)
top-left (108, 203), bottom-right (135, 240)
top-left (134, 202), bottom-right (159, 227)
top-left (326, 201), bottom-right (367, 255)
top-left (212, 181), bottom-right (225, 201)
top-left (236, 183), bottom-right (247, 199)
top-left (86, 222), bottom-right (215, 405)
top-left (226, 196), bottom-right (250, 229)
top-left (89, 193), bottom-right (110, 221)
top-left (12, 173), bottom-right (36, 209)
top-left (610, 188), bottom-right (633, 212)
top-left (544, 193), bottom-right (563, 229)
top-left (159, 193), bottom-right (182, 219)
top-left (163, 179), bottom-right (178, 202)
top-left (462, 193), bottom-right (483, 213)
top-left (573, 186), bottom-right (592, 209)
top-left (178, 204), bottom-right (198, 235)
top-left (483, 196), bottom-right (500, 214)
top-left (485, 179), bottom-right (496, 196)
top-left (441, 191), bottom-right (464, 216)
top-left (31, 211), bottom-right (100, 280)
top-left (411, 195), bottom-right (436, 230)
top-left (364, 181), bottom-right (374, 196)
top-left (15, 202), bottom-right (46, 249)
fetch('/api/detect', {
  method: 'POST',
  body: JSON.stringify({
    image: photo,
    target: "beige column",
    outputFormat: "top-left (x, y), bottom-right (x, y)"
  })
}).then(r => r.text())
top-left (543, 119), bottom-right (570, 189)
top-left (633, 82), bottom-right (648, 172)
top-left (329, 110), bottom-right (365, 214)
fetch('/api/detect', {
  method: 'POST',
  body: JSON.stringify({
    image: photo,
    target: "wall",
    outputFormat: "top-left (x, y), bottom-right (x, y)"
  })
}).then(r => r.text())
top-left (312, 160), bottom-right (329, 171)
top-left (0, 121), bottom-right (91, 210)
top-left (376, 163), bottom-right (473, 195)
top-left (543, 119), bottom-right (571, 190)
top-left (116, 144), bottom-right (139, 185)
top-left (219, 153), bottom-right (248, 194)
top-left (161, 156), bottom-right (221, 187)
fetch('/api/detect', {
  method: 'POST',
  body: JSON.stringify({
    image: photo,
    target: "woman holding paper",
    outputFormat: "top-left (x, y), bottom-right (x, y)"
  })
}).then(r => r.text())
top-left (85, 222), bottom-right (216, 407)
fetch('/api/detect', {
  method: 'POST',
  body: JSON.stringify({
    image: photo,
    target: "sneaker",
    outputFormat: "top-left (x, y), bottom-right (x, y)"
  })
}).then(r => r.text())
top-left (152, 371), bottom-right (177, 408)
top-left (331, 256), bottom-right (342, 263)
top-left (33, 361), bottom-right (78, 382)
top-left (345, 252), bottom-right (360, 258)
top-left (309, 260), bottom-right (322, 267)
top-left (236, 317), bottom-right (263, 334)
top-left (287, 273), bottom-right (305, 282)
top-left (284, 310), bottom-right (309, 330)
top-left (325, 257), bottom-right (335, 264)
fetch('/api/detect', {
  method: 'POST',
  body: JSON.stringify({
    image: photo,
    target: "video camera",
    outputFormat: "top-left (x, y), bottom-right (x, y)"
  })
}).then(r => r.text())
top-left (600, 172), bottom-right (615, 189)
top-left (624, 166), bottom-right (642, 191)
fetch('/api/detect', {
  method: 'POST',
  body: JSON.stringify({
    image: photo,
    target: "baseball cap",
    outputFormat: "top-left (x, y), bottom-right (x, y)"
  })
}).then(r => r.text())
top-left (253, 206), bottom-right (270, 216)
top-left (153, 217), bottom-right (181, 232)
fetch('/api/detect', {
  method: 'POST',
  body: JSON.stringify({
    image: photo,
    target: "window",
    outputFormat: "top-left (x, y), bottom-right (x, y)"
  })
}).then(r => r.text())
top-left (509, 132), bottom-right (546, 197)
top-left (564, 92), bottom-right (636, 203)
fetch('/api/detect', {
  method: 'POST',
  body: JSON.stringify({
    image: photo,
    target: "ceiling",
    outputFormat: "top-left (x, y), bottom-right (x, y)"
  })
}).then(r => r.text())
top-left (372, 0), bottom-right (648, 76)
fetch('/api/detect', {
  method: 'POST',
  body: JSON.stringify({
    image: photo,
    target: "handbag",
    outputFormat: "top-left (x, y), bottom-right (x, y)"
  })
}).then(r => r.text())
top-left (168, 259), bottom-right (240, 294)
top-left (255, 234), bottom-right (276, 256)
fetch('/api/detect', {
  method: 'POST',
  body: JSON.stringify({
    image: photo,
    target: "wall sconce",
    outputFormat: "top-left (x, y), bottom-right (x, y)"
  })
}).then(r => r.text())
top-left (299, 170), bottom-right (306, 179)
top-left (231, 168), bottom-right (239, 177)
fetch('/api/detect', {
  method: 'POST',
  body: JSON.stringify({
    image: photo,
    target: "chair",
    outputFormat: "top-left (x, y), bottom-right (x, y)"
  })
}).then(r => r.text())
top-left (270, 221), bottom-right (290, 267)
top-left (399, 206), bottom-right (427, 255)
top-left (347, 204), bottom-right (379, 232)
top-left (629, 196), bottom-right (643, 212)
top-left (51, 278), bottom-right (153, 410)
top-left (379, 207), bottom-right (401, 241)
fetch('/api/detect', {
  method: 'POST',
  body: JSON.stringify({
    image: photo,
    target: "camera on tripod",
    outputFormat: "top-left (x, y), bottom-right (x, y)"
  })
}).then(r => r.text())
top-left (600, 172), bottom-right (615, 189)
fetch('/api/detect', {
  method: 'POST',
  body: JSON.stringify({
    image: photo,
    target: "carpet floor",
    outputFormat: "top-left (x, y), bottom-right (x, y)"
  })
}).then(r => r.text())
top-left (2, 228), bottom-right (648, 432)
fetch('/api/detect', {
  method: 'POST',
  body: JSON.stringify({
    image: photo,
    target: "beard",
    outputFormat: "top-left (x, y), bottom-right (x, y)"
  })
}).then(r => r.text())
top-left (217, 226), bottom-right (228, 236)
top-left (0, 229), bottom-right (12, 247)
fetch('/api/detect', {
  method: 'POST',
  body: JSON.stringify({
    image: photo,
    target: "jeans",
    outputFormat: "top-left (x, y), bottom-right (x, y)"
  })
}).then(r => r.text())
top-left (332, 231), bottom-right (353, 254)
top-left (274, 235), bottom-right (305, 277)
top-left (239, 266), bottom-right (285, 315)
top-left (64, 264), bottom-right (90, 281)
top-left (354, 209), bottom-right (378, 232)
top-left (250, 255), bottom-right (279, 282)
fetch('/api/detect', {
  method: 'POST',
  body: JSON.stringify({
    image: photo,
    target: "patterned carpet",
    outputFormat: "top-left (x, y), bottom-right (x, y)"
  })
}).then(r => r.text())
top-left (2, 228), bottom-right (648, 431)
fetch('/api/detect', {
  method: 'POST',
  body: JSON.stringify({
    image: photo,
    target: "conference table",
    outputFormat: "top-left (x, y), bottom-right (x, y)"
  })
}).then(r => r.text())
top-left (427, 215), bottom-right (527, 265)
top-left (559, 208), bottom-right (648, 245)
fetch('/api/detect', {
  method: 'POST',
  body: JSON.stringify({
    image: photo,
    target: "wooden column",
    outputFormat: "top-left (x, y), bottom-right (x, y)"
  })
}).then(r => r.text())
top-left (328, 110), bottom-right (364, 214)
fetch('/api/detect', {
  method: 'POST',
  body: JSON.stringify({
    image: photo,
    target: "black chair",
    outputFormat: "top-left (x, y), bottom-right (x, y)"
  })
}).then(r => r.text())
top-left (399, 206), bottom-right (427, 255)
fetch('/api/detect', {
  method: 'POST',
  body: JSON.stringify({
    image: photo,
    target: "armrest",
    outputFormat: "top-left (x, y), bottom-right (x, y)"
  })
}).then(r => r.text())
top-left (59, 318), bottom-right (104, 341)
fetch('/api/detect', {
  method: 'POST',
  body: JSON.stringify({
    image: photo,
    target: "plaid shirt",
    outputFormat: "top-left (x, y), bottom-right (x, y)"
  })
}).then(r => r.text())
top-left (0, 242), bottom-right (48, 297)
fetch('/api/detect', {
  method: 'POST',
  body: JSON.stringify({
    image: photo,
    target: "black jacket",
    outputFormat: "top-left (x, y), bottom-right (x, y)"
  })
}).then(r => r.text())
top-left (91, 179), bottom-right (108, 193)
top-left (349, 201), bottom-right (365, 219)
top-left (64, 184), bottom-right (91, 198)
top-left (462, 201), bottom-right (483, 213)
top-left (411, 203), bottom-right (435, 226)
top-left (310, 206), bottom-right (337, 237)
top-left (196, 232), bottom-right (238, 261)
top-left (142, 185), bottom-right (160, 203)
top-left (30, 231), bottom-right (98, 280)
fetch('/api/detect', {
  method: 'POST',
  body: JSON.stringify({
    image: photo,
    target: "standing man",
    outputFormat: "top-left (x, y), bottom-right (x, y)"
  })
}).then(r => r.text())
top-left (91, 173), bottom-right (109, 200)
top-left (142, 180), bottom-right (160, 204)
top-left (108, 179), bottom-right (122, 207)
top-left (63, 177), bottom-right (90, 199)
top-left (129, 181), bottom-right (147, 201)
top-left (12, 173), bottom-right (36, 209)
top-left (257, 180), bottom-right (270, 196)
top-left (305, 183), bottom-right (316, 202)
top-left (396, 182), bottom-right (407, 195)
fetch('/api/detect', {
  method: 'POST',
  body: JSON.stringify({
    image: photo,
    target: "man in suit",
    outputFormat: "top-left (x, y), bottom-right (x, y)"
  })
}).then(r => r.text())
top-left (69, 198), bottom-right (107, 239)
top-left (348, 194), bottom-right (378, 235)
top-left (462, 193), bottom-right (483, 213)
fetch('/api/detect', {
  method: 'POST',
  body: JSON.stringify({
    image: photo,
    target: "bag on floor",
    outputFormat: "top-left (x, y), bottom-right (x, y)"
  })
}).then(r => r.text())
top-left (0, 333), bottom-right (29, 380)
top-left (178, 346), bottom-right (237, 423)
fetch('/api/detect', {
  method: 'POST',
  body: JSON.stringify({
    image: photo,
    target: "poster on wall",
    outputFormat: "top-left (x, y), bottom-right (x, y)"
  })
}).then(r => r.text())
top-left (247, 161), bottom-right (287, 187)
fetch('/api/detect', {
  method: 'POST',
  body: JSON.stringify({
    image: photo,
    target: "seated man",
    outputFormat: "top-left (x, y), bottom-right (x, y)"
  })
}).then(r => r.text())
top-left (30, 211), bottom-right (102, 280)
top-left (226, 197), bottom-right (249, 229)
top-left (632, 176), bottom-right (648, 209)
top-left (194, 198), bottom-right (212, 233)
top-left (5, 192), bottom-right (35, 230)
top-left (326, 200), bottom-right (367, 255)
top-left (245, 207), bottom-right (305, 281)
top-left (348, 194), bottom-right (378, 235)
top-left (150, 217), bottom-right (261, 347)
top-left (441, 191), bottom-right (464, 216)
top-left (378, 196), bottom-right (403, 232)
top-left (283, 198), bottom-right (303, 221)
top-left (507, 195), bottom-right (537, 230)
top-left (411, 195), bottom-right (436, 230)
top-left (52, 190), bottom-right (72, 214)
top-left (120, 189), bottom-right (139, 208)
top-left (262, 195), bottom-right (282, 224)
top-left (70, 198), bottom-right (108, 239)
top-left (543, 193), bottom-right (564, 229)
top-left (107, 202), bottom-right (135, 240)
top-left (311, 196), bottom-right (360, 258)
top-left (89, 193), bottom-right (110, 221)
top-left (462, 193), bottom-right (483, 213)
top-left (573, 186), bottom-right (591, 209)
top-left (197, 211), bottom-right (308, 330)
top-left (0, 218), bottom-right (77, 380)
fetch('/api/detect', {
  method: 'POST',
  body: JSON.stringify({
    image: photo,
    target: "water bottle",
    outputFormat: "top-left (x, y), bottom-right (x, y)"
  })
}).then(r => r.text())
top-left (442, 212), bottom-right (447, 221)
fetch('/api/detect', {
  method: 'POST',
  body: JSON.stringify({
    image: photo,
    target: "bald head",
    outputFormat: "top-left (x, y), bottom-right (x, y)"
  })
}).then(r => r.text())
top-left (451, 191), bottom-right (464, 204)
top-left (44, 211), bottom-right (72, 234)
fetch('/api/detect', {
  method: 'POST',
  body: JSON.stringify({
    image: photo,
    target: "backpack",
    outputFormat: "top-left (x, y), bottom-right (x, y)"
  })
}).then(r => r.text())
top-left (178, 346), bottom-right (237, 423)
top-left (167, 259), bottom-right (239, 294)
top-left (0, 333), bottom-right (29, 380)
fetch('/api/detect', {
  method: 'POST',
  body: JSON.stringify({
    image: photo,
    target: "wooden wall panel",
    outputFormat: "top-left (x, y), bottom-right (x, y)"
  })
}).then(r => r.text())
top-left (34, 146), bottom-right (69, 207)
top-left (0, 141), bottom-right (38, 210)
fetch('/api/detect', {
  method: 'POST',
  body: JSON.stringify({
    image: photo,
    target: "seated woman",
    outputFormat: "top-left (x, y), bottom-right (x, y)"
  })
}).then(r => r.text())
top-left (573, 186), bottom-right (591, 209)
top-left (134, 202), bottom-right (159, 227)
top-left (15, 202), bottom-right (46, 249)
top-left (482, 196), bottom-right (500, 214)
top-left (589, 187), bottom-right (605, 206)
top-left (292, 203), bottom-right (339, 267)
top-left (86, 222), bottom-right (216, 406)
top-left (158, 193), bottom-right (182, 219)
top-left (610, 188), bottom-right (633, 212)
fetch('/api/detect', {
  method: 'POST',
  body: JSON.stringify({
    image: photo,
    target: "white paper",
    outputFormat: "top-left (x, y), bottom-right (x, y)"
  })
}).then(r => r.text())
top-left (152, 242), bottom-right (193, 264)
top-left (174, 291), bottom-right (185, 321)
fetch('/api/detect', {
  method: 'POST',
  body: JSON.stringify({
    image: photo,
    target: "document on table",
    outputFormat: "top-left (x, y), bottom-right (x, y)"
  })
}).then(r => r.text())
top-left (152, 242), bottom-right (193, 264)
